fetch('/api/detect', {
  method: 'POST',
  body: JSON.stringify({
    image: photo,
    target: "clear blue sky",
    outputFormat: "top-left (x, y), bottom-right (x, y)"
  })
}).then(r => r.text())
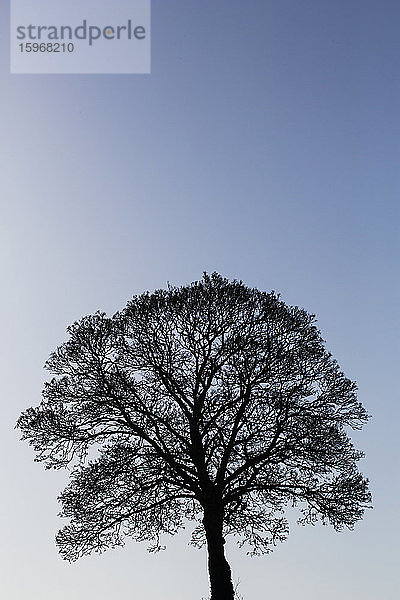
top-left (1, 1), bottom-right (399, 599)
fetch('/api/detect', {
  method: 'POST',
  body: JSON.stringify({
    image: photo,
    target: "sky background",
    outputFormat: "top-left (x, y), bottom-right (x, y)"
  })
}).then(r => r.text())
top-left (1, 1), bottom-right (399, 598)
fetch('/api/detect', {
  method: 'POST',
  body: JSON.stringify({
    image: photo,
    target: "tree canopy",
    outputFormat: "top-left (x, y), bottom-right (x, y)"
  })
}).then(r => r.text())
top-left (17, 273), bottom-right (371, 600)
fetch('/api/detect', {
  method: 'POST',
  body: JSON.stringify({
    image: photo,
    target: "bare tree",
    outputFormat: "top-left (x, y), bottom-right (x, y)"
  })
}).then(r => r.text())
top-left (17, 273), bottom-right (371, 600)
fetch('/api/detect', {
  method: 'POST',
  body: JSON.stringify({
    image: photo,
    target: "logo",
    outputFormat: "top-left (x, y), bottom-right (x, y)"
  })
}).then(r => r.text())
top-left (11, 0), bottom-right (151, 74)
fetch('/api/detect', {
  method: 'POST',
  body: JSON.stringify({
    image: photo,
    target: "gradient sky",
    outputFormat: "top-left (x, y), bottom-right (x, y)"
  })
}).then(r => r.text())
top-left (1, 1), bottom-right (399, 599)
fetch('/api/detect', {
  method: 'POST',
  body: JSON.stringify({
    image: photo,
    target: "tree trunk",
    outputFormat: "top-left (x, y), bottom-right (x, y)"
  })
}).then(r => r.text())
top-left (203, 507), bottom-right (235, 600)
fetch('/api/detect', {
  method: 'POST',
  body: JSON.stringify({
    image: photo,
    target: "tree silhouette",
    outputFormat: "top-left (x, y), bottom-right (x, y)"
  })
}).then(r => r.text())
top-left (17, 273), bottom-right (371, 600)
